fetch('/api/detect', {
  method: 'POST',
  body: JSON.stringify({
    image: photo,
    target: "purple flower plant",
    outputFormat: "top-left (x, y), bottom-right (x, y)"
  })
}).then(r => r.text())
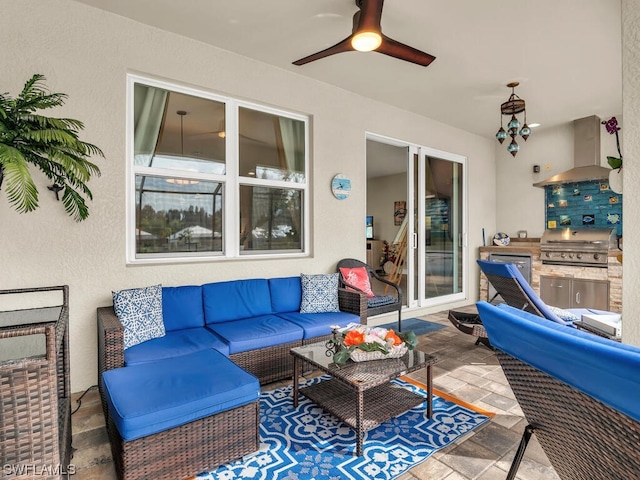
top-left (602, 116), bottom-right (622, 170)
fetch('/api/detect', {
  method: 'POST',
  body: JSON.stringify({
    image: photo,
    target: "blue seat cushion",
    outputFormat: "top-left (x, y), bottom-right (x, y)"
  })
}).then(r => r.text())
top-left (162, 285), bottom-right (204, 331)
top-left (269, 276), bottom-right (302, 313)
top-left (278, 311), bottom-right (360, 340)
top-left (207, 315), bottom-right (303, 354)
top-left (102, 349), bottom-right (260, 441)
top-left (368, 295), bottom-right (397, 308)
top-left (123, 327), bottom-right (230, 366)
top-left (203, 279), bottom-right (272, 324)
top-left (477, 301), bottom-right (640, 423)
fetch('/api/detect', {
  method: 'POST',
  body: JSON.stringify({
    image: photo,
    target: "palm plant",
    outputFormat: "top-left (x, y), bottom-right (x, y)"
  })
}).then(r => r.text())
top-left (0, 74), bottom-right (103, 221)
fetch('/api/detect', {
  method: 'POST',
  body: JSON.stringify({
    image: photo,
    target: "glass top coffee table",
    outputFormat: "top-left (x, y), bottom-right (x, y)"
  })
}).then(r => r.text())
top-left (291, 341), bottom-right (437, 456)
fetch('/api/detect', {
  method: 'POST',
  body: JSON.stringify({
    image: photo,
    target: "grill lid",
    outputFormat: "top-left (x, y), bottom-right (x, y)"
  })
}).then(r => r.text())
top-left (540, 228), bottom-right (616, 251)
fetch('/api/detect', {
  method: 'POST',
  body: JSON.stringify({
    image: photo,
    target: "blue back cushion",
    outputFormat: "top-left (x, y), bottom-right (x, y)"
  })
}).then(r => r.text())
top-left (477, 259), bottom-right (568, 325)
top-left (162, 286), bottom-right (204, 331)
top-left (269, 276), bottom-right (302, 313)
top-left (203, 279), bottom-right (272, 324)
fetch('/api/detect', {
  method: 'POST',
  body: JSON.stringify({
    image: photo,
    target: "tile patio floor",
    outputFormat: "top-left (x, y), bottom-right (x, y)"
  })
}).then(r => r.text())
top-left (71, 305), bottom-right (560, 480)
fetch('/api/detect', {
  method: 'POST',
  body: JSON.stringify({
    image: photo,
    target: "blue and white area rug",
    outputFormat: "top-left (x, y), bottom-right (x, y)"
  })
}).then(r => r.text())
top-left (197, 376), bottom-right (491, 480)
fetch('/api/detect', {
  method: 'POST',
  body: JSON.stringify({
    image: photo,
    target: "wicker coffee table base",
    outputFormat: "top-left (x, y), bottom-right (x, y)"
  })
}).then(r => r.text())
top-left (298, 378), bottom-right (428, 455)
top-left (292, 351), bottom-right (433, 456)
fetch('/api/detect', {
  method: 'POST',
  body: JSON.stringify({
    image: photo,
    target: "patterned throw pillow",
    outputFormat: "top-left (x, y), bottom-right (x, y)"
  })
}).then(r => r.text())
top-left (112, 284), bottom-right (165, 349)
top-left (547, 305), bottom-right (580, 323)
top-left (339, 266), bottom-right (375, 298)
top-left (300, 273), bottom-right (340, 313)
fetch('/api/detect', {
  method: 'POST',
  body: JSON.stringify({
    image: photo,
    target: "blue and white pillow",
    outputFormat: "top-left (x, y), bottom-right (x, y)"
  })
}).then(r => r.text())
top-left (112, 284), bottom-right (165, 349)
top-left (547, 305), bottom-right (580, 323)
top-left (300, 273), bottom-right (340, 313)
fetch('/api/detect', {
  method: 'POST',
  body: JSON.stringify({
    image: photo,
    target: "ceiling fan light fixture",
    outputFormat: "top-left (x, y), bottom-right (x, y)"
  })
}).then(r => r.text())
top-left (351, 31), bottom-right (382, 51)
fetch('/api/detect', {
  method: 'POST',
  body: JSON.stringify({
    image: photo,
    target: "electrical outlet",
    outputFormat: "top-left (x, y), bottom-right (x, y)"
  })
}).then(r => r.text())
top-left (544, 164), bottom-right (552, 171)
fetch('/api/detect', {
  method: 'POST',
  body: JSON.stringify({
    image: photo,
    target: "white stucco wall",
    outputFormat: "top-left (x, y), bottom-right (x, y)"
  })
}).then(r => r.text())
top-left (621, 0), bottom-right (640, 346)
top-left (0, 0), bottom-right (495, 391)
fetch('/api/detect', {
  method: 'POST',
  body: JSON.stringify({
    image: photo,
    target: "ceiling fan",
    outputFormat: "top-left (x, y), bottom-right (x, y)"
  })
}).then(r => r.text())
top-left (292, 0), bottom-right (436, 67)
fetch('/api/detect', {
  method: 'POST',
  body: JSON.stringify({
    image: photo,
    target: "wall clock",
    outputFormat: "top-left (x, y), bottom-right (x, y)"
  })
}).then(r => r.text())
top-left (331, 174), bottom-right (351, 200)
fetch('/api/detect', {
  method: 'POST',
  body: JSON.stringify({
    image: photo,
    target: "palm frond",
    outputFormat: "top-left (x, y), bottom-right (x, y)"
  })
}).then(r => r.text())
top-left (22, 128), bottom-right (78, 145)
top-left (0, 145), bottom-right (39, 213)
top-left (61, 186), bottom-right (89, 222)
top-left (0, 74), bottom-right (103, 220)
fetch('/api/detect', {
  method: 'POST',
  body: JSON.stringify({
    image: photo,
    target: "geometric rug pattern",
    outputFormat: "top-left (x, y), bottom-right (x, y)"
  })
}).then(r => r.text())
top-left (197, 375), bottom-right (491, 480)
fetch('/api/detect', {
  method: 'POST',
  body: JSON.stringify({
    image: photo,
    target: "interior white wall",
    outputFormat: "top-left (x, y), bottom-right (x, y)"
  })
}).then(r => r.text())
top-left (367, 173), bottom-right (407, 246)
top-left (0, 0), bottom-right (496, 391)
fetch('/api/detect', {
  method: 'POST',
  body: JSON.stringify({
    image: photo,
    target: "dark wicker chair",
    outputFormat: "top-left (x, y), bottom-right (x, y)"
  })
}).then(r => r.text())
top-left (477, 301), bottom-right (640, 480)
top-left (337, 258), bottom-right (403, 331)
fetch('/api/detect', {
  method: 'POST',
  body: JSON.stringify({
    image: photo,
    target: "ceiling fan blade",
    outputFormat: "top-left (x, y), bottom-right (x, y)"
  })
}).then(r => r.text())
top-left (292, 36), bottom-right (354, 66)
top-left (377, 34), bottom-right (436, 67)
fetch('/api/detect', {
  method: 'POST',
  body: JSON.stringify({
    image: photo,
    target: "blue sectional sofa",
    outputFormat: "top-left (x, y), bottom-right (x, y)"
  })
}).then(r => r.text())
top-left (97, 275), bottom-right (366, 480)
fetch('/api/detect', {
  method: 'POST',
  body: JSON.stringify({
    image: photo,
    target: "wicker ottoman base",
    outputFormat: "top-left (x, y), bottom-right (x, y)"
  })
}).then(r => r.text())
top-left (107, 401), bottom-right (259, 480)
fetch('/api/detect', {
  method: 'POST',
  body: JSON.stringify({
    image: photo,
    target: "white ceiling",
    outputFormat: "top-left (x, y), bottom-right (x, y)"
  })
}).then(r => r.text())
top-left (74, 0), bottom-right (622, 140)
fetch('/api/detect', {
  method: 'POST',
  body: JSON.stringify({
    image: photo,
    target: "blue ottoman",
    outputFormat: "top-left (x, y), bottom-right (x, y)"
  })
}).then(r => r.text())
top-left (101, 349), bottom-right (260, 480)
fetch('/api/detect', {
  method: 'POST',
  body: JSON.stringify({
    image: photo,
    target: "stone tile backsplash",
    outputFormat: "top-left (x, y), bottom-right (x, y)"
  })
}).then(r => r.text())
top-left (545, 180), bottom-right (622, 236)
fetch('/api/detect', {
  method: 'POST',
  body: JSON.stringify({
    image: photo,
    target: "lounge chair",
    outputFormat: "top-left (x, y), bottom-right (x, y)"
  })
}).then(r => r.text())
top-left (336, 258), bottom-right (403, 331)
top-left (477, 259), bottom-right (620, 337)
top-left (476, 301), bottom-right (640, 480)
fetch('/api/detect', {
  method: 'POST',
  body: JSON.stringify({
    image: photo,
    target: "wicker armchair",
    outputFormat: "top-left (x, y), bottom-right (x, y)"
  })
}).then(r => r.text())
top-left (477, 301), bottom-right (640, 480)
top-left (337, 258), bottom-right (403, 331)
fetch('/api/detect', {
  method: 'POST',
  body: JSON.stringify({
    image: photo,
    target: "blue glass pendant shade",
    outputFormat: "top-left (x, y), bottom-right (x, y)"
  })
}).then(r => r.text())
top-left (496, 127), bottom-right (507, 144)
top-left (507, 139), bottom-right (519, 157)
top-left (520, 124), bottom-right (531, 141)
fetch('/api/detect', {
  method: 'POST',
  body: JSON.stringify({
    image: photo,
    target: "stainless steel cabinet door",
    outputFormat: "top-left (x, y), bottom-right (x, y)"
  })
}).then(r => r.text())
top-left (540, 276), bottom-right (572, 309)
top-left (572, 279), bottom-right (609, 310)
top-left (540, 275), bottom-right (610, 310)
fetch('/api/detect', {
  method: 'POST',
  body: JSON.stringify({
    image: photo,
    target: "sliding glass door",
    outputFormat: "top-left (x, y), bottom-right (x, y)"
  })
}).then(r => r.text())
top-left (417, 149), bottom-right (466, 304)
top-left (367, 136), bottom-right (467, 308)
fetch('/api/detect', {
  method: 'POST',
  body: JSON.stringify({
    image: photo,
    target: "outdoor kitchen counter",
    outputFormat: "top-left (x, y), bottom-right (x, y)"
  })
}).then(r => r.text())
top-left (479, 238), bottom-right (541, 256)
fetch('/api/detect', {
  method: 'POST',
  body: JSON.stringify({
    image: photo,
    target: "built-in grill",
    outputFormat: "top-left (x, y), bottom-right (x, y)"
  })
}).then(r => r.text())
top-left (540, 228), bottom-right (616, 268)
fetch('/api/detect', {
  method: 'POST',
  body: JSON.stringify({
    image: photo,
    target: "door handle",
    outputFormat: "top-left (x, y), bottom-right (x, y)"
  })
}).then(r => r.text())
top-left (575, 291), bottom-right (581, 304)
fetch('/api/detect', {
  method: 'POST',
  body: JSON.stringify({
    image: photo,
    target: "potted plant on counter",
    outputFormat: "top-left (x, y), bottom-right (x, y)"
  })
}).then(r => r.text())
top-left (0, 74), bottom-right (104, 221)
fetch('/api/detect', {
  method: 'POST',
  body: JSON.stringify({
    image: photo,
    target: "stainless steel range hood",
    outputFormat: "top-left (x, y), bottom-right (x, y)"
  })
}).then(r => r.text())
top-left (534, 115), bottom-right (611, 187)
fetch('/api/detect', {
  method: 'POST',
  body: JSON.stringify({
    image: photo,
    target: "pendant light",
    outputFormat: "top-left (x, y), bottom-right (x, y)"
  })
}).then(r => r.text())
top-left (496, 82), bottom-right (531, 157)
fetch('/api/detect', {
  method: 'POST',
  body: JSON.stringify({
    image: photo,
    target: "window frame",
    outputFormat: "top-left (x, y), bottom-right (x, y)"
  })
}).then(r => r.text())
top-left (126, 74), bottom-right (310, 264)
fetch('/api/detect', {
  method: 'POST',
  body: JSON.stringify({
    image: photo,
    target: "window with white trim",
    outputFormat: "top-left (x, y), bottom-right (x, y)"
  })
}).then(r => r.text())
top-left (127, 75), bottom-right (308, 263)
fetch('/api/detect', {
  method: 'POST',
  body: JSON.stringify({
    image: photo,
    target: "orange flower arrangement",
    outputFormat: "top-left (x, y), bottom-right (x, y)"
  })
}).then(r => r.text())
top-left (330, 324), bottom-right (417, 364)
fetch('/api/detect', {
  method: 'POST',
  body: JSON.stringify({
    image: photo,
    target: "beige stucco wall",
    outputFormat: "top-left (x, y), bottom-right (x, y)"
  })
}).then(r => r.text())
top-left (0, 0), bottom-right (495, 391)
top-left (621, 0), bottom-right (640, 346)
